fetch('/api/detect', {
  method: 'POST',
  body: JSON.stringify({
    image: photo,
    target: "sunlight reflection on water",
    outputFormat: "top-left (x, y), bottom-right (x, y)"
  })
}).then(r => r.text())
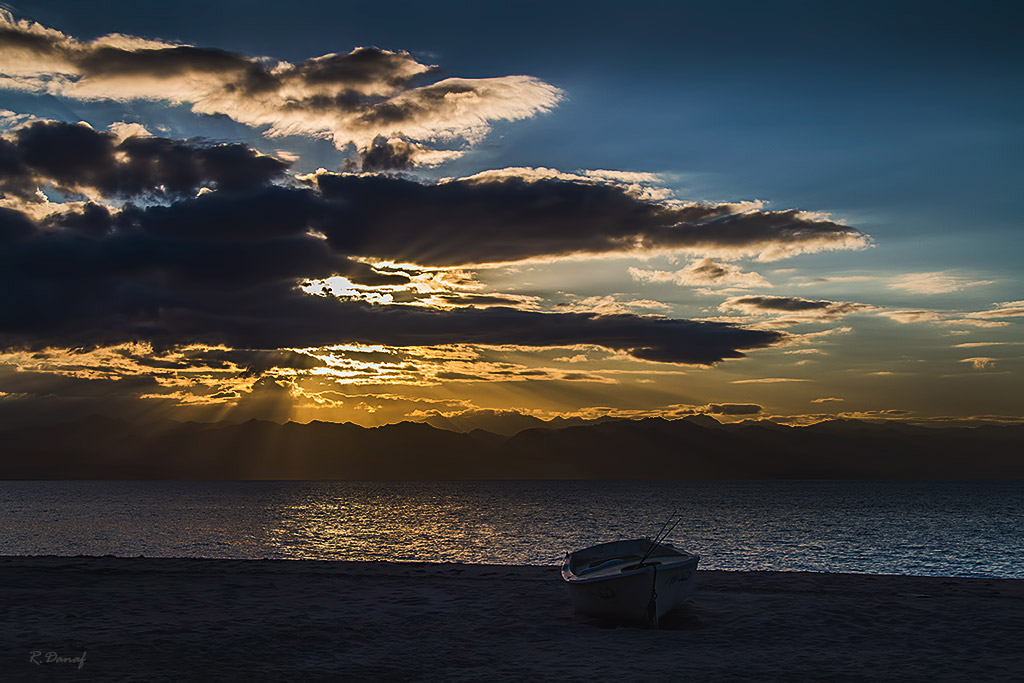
top-left (0, 480), bottom-right (1021, 577)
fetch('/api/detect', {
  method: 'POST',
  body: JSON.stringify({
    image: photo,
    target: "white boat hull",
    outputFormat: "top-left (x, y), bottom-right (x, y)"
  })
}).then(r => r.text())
top-left (562, 539), bottom-right (699, 625)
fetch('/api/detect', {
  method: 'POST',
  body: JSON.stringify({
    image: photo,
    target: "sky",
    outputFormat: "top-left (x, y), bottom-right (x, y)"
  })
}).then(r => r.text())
top-left (0, 0), bottom-right (1021, 428)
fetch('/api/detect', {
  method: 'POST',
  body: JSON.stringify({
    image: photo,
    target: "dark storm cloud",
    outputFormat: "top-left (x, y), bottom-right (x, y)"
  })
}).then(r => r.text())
top-left (156, 288), bottom-right (783, 365)
top-left (2, 123), bottom-right (866, 274)
top-left (0, 200), bottom-right (373, 345)
top-left (0, 206), bottom-right (36, 242)
top-left (0, 367), bottom-right (168, 397)
top-left (705, 403), bottom-right (762, 415)
top-left (9, 159), bottom-right (865, 266)
top-left (0, 203), bottom-right (782, 362)
top-left (78, 44), bottom-right (255, 78)
top-left (0, 120), bottom-right (864, 365)
top-left (724, 296), bottom-right (840, 312)
top-left (721, 296), bottom-right (876, 319)
top-left (1, 150), bottom-right (863, 364)
top-left (0, 121), bottom-right (288, 199)
top-left (43, 202), bottom-right (113, 237)
top-left (311, 173), bottom-right (867, 265)
top-left (118, 185), bottom-right (314, 241)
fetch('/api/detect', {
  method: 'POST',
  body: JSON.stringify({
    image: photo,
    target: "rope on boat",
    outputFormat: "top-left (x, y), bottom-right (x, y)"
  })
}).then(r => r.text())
top-left (645, 564), bottom-right (659, 629)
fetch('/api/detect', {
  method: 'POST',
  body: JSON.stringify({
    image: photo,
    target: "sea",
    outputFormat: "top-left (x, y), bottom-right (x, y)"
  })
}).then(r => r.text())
top-left (1, 480), bottom-right (1021, 578)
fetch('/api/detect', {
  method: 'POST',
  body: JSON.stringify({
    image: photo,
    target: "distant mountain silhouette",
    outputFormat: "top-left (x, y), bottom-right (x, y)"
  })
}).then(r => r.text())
top-left (420, 410), bottom-right (619, 436)
top-left (421, 410), bottom-right (551, 436)
top-left (0, 415), bottom-right (1021, 479)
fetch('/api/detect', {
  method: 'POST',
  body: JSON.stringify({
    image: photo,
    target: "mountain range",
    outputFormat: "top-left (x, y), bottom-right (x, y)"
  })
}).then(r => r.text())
top-left (1, 415), bottom-right (1021, 479)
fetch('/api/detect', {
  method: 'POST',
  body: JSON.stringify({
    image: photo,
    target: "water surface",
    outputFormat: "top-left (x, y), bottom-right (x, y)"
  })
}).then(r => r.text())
top-left (1, 480), bottom-right (1020, 577)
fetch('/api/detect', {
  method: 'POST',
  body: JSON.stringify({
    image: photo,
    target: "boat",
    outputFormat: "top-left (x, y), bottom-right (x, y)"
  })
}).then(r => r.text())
top-left (561, 538), bottom-right (700, 626)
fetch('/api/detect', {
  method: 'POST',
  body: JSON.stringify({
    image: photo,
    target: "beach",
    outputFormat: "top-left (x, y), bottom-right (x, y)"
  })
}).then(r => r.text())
top-left (2, 557), bottom-right (1022, 681)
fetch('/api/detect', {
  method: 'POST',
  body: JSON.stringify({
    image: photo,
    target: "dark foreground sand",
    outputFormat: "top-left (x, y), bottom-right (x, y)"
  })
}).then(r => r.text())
top-left (2, 557), bottom-right (1022, 682)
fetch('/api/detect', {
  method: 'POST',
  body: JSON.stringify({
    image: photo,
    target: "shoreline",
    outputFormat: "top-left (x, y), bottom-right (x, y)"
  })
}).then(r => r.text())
top-left (3, 552), bottom-right (1020, 581)
top-left (3, 557), bottom-right (1022, 681)
top-left (3, 552), bottom-right (1023, 580)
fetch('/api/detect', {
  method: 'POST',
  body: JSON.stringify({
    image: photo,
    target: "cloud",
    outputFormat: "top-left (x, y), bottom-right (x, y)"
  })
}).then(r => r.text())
top-left (0, 20), bottom-right (873, 376)
top-left (879, 310), bottom-right (943, 324)
top-left (344, 135), bottom-right (462, 172)
top-left (889, 272), bottom-right (995, 295)
top-left (952, 341), bottom-right (1012, 348)
top-left (702, 402), bottom-right (762, 415)
top-left (965, 300), bottom-right (1024, 320)
top-left (0, 108), bottom-right (37, 130)
top-left (86, 344), bottom-right (329, 377)
top-left (583, 169), bottom-right (664, 184)
top-left (878, 302), bottom-right (1021, 328)
top-left (720, 296), bottom-right (877, 320)
top-left (180, 348), bottom-right (328, 375)
top-left (837, 409), bottom-right (912, 419)
top-left (0, 365), bottom-right (170, 398)
top-left (5, 130), bottom-right (871, 274)
top-left (433, 365), bottom-right (614, 384)
top-left (797, 275), bottom-right (875, 286)
top-left (554, 296), bottom-right (670, 315)
top-left (960, 357), bottom-right (996, 370)
top-left (210, 302), bottom-right (786, 366)
top-left (730, 377), bottom-right (810, 384)
top-left (0, 120), bottom-right (289, 200)
top-left (0, 344), bottom-right (348, 421)
top-left (629, 258), bottom-right (770, 289)
top-left (107, 121), bottom-right (152, 140)
top-left (0, 201), bottom-right (785, 362)
top-left (941, 319), bottom-right (1010, 329)
top-left (308, 171), bottom-right (869, 266)
top-left (0, 12), bottom-right (562, 158)
top-left (811, 397), bottom-right (844, 403)
top-left (298, 269), bottom-right (546, 311)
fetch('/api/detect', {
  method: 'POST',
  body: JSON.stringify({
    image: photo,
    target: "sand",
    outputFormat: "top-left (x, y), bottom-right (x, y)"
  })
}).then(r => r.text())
top-left (2, 557), bottom-right (1022, 682)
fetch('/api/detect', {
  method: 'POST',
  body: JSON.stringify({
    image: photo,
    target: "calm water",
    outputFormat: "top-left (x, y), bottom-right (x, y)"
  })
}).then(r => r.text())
top-left (0, 481), bottom-right (1021, 578)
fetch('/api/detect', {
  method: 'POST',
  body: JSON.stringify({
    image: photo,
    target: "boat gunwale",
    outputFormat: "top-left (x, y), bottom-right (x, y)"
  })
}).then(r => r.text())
top-left (561, 539), bottom-right (699, 583)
